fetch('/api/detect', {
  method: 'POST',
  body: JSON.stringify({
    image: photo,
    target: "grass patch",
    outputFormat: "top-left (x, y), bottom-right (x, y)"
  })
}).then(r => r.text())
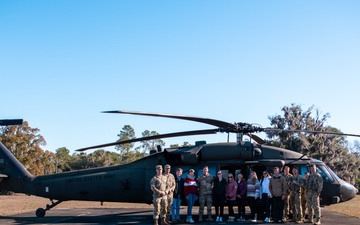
top-left (325, 195), bottom-right (360, 218)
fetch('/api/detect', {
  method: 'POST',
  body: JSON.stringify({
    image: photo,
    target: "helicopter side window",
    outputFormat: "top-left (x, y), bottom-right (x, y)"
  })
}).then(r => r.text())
top-left (299, 165), bottom-right (308, 176)
top-left (316, 165), bottom-right (334, 183)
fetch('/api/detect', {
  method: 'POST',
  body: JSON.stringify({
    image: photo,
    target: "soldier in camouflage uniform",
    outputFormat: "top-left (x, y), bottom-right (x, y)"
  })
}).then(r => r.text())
top-left (197, 165), bottom-right (214, 222)
top-left (150, 165), bottom-right (169, 225)
top-left (302, 172), bottom-right (310, 221)
top-left (283, 166), bottom-right (293, 221)
top-left (305, 164), bottom-right (323, 225)
top-left (290, 167), bottom-right (305, 223)
top-left (163, 164), bottom-right (176, 224)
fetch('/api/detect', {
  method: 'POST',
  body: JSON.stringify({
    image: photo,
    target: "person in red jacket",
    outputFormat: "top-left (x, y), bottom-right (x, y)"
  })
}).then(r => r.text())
top-left (184, 169), bottom-right (197, 223)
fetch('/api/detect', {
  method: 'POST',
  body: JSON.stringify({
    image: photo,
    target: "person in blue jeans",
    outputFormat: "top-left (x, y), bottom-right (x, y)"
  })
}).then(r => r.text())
top-left (171, 168), bottom-right (184, 222)
top-left (184, 169), bottom-right (197, 223)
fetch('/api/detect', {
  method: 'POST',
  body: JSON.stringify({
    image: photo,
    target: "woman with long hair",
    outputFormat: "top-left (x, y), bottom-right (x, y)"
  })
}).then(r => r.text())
top-left (247, 171), bottom-right (260, 222)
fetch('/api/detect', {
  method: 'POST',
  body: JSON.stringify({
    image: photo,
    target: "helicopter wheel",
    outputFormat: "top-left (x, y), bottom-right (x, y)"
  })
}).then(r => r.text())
top-left (35, 208), bottom-right (46, 217)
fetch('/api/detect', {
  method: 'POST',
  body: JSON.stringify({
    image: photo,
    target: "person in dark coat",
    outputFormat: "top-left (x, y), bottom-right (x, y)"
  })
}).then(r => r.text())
top-left (171, 168), bottom-right (184, 222)
top-left (212, 170), bottom-right (227, 222)
top-left (236, 172), bottom-right (247, 222)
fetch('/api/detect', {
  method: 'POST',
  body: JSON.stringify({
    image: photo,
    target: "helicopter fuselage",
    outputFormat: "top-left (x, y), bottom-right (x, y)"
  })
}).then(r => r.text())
top-left (1, 140), bottom-right (357, 209)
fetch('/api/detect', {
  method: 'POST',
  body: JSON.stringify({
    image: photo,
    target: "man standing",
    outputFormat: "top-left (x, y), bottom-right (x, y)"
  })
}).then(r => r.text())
top-left (283, 166), bottom-right (293, 221)
top-left (197, 165), bottom-right (214, 222)
top-left (164, 164), bottom-right (176, 224)
top-left (305, 164), bottom-right (323, 225)
top-left (270, 166), bottom-right (288, 223)
top-left (172, 168), bottom-right (184, 222)
top-left (150, 165), bottom-right (168, 225)
top-left (290, 167), bottom-right (305, 223)
top-left (303, 172), bottom-right (310, 221)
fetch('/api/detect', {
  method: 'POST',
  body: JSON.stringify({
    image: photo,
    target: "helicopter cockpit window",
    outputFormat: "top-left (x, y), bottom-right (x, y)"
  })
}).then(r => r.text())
top-left (316, 165), bottom-right (334, 183)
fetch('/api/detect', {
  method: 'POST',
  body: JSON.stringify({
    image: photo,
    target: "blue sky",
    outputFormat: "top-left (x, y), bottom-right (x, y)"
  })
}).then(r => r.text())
top-left (1, 1), bottom-right (360, 154)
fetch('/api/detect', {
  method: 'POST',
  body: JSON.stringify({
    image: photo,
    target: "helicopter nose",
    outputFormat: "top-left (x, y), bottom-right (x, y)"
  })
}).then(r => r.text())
top-left (340, 182), bottom-right (358, 202)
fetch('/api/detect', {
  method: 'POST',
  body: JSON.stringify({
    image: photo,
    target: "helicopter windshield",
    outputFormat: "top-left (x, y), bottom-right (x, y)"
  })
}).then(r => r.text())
top-left (324, 165), bottom-right (342, 181)
top-left (317, 165), bottom-right (335, 183)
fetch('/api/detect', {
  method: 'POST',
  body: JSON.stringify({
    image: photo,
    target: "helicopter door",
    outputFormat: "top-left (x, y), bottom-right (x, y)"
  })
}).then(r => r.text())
top-left (316, 164), bottom-right (338, 205)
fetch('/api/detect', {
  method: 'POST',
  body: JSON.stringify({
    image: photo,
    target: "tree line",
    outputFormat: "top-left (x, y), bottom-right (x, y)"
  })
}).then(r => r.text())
top-left (1, 104), bottom-right (359, 190)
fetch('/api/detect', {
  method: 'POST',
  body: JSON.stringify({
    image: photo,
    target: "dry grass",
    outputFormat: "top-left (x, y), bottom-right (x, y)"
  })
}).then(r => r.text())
top-left (1, 194), bottom-right (359, 218)
top-left (324, 195), bottom-right (360, 218)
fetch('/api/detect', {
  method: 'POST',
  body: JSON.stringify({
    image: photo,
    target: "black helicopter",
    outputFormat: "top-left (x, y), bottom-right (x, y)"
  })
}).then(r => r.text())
top-left (0, 112), bottom-right (358, 218)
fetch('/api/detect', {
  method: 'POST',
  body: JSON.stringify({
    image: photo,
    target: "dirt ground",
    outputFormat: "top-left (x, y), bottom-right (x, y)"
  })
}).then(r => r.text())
top-left (0, 194), bottom-right (152, 216)
top-left (0, 194), bottom-right (359, 218)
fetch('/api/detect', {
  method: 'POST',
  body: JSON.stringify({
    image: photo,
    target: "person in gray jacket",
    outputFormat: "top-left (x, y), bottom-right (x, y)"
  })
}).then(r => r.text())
top-left (269, 166), bottom-right (288, 223)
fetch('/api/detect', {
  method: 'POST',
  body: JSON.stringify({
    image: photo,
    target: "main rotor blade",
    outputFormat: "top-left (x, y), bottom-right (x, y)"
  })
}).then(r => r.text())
top-left (0, 119), bottom-right (23, 126)
top-left (263, 128), bottom-right (360, 138)
top-left (76, 128), bottom-right (220, 152)
top-left (103, 110), bottom-right (235, 129)
top-left (247, 134), bottom-right (267, 145)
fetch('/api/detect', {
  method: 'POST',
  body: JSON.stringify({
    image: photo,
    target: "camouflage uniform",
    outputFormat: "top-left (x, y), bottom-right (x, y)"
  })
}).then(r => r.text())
top-left (197, 172), bottom-right (214, 220)
top-left (301, 185), bottom-right (307, 220)
top-left (150, 166), bottom-right (168, 220)
top-left (164, 167), bottom-right (176, 221)
top-left (284, 173), bottom-right (293, 219)
top-left (305, 172), bottom-right (323, 224)
top-left (290, 174), bottom-right (305, 222)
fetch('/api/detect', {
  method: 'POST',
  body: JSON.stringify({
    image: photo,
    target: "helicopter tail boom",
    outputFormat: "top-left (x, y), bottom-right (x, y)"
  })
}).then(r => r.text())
top-left (0, 141), bottom-right (35, 194)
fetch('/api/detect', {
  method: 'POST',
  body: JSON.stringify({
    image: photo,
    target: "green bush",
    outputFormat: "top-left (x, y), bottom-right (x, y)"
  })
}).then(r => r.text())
top-left (355, 178), bottom-right (360, 194)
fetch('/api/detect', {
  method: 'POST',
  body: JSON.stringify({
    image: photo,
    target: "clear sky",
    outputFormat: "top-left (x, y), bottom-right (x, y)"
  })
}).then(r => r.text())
top-left (1, 0), bottom-right (360, 154)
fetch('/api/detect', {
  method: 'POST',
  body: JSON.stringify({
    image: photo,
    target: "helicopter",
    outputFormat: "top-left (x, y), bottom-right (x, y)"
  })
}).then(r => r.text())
top-left (0, 112), bottom-right (358, 218)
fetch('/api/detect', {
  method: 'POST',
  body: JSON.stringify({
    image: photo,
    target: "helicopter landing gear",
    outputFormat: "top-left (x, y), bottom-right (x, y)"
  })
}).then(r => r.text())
top-left (35, 199), bottom-right (62, 217)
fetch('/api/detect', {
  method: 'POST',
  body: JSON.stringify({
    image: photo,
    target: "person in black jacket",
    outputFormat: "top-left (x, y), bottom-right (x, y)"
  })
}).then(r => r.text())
top-left (213, 170), bottom-right (227, 222)
top-left (171, 168), bottom-right (184, 222)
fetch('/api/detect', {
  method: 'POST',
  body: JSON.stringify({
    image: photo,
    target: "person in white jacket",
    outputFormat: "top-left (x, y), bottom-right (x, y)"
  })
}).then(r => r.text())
top-left (260, 170), bottom-right (272, 223)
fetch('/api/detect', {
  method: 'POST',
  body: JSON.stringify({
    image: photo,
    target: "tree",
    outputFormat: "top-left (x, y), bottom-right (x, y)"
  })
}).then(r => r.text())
top-left (136, 130), bottom-right (165, 155)
top-left (115, 125), bottom-right (136, 162)
top-left (55, 147), bottom-right (72, 172)
top-left (0, 121), bottom-right (51, 175)
top-left (267, 104), bottom-right (360, 184)
top-left (170, 142), bottom-right (191, 148)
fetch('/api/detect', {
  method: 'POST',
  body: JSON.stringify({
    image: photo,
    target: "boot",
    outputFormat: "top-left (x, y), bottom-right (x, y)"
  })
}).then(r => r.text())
top-left (166, 215), bottom-right (172, 224)
top-left (314, 218), bottom-right (321, 225)
top-left (189, 217), bottom-right (195, 223)
top-left (154, 219), bottom-right (159, 225)
top-left (161, 217), bottom-right (169, 225)
top-left (207, 215), bottom-right (214, 221)
top-left (199, 215), bottom-right (203, 222)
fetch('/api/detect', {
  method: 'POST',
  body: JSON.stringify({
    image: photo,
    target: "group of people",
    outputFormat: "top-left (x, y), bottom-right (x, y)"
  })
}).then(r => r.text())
top-left (150, 164), bottom-right (323, 225)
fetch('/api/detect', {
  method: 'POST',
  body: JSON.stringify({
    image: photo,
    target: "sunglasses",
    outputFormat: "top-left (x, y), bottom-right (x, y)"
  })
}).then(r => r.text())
top-left (217, 173), bottom-right (222, 175)
top-left (228, 176), bottom-right (233, 178)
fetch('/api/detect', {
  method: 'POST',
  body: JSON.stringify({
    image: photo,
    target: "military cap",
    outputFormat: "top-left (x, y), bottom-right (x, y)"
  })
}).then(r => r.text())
top-left (156, 165), bottom-right (163, 170)
top-left (165, 164), bottom-right (171, 169)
